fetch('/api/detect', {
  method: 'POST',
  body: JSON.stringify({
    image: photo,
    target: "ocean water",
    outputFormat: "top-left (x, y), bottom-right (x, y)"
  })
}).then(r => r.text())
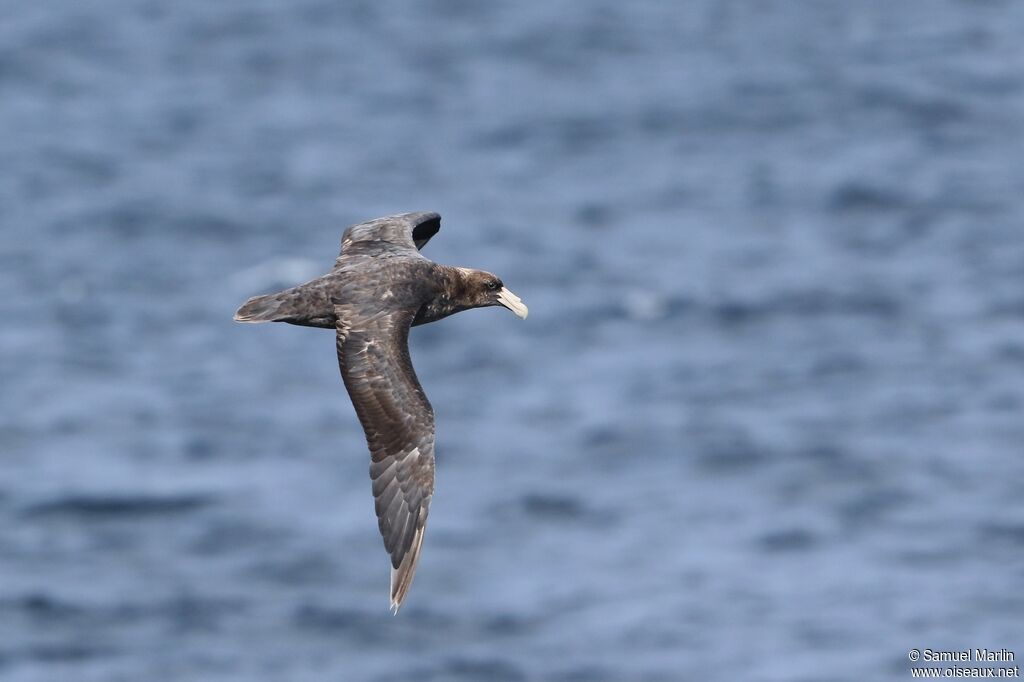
top-left (2, 1), bottom-right (1023, 680)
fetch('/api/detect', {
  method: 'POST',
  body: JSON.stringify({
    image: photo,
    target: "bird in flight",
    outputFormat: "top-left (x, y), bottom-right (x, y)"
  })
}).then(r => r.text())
top-left (234, 212), bottom-right (528, 612)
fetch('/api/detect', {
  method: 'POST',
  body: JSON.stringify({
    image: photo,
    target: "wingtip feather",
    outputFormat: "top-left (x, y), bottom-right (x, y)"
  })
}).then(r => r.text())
top-left (388, 522), bottom-right (427, 614)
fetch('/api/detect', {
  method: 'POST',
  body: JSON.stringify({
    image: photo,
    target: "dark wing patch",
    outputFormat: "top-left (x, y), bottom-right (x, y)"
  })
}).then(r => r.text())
top-left (336, 212), bottom-right (440, 264)
top-left (335, 305), bottom-right (435, 612)
top-left (411, 214), bottom-right (440, 250)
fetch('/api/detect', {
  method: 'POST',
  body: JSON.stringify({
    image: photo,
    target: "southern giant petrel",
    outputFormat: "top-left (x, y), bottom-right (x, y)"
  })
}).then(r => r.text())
top-left (234, 212), bottom-right (528, 612)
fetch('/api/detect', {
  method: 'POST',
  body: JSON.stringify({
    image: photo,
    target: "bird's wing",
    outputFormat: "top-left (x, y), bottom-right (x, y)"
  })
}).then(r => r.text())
top-left (335, 212), bottom-right (440, 265)
top-left (335, 303), bottom-right (435, 612)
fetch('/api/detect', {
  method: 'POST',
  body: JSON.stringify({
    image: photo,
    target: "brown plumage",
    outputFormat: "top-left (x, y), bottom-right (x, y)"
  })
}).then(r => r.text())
top-left (234, 212), bottom-right (528, 612)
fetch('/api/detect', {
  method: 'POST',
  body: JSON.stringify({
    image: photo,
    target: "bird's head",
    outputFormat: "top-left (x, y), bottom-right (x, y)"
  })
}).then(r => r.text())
top-left (456, 268), bottom-right (529, 319)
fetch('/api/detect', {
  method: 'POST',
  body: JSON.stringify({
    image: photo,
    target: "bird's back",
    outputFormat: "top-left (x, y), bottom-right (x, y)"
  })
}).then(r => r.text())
top-left (235, 254), bottom-right (441, 329)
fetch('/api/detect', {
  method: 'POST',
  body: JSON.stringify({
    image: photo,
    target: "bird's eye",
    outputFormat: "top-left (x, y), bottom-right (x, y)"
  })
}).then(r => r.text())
top-left (486, 280), bottom-right (499, 291)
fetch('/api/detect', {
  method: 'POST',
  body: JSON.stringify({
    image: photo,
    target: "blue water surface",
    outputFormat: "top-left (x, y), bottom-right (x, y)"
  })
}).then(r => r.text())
top-left (1, 2), bottom-right (1023, 680)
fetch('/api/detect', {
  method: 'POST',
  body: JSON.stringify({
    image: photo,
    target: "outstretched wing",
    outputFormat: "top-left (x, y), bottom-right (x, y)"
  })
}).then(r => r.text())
top-left (335, 212), bottom-right (440, 265)
top-left (335, 304), bottom-right (435, 612)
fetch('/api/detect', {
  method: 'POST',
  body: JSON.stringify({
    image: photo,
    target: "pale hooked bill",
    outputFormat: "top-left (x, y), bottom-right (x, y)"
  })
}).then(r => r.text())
top-left (498, 287), bottom-right (529, 319)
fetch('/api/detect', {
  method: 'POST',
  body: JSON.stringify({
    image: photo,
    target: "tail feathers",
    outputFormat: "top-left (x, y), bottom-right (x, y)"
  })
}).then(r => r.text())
top-left (233, 293), bottom-right (288, 323)
top-left (389, 520), bottom-right (427, 614)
